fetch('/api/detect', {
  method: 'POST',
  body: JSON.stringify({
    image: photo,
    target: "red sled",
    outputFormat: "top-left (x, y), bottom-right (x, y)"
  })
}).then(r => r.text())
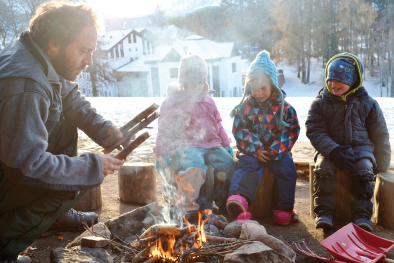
top-left (283, 223), bottom-right (394, 263)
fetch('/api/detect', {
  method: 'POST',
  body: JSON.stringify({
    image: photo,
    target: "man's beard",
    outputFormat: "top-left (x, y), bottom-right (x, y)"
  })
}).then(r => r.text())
top-left (51, 48), bottom-right (86, 81)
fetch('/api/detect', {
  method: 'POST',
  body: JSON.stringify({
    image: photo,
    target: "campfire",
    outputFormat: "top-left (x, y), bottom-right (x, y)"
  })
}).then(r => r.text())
top-left (131, 210), bottom-right (245, 263)
top-left (82, 209), bottom-right (253, 263)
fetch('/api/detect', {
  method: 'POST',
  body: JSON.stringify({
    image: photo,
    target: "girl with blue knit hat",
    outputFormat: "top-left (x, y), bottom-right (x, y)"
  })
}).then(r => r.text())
top-left (226, 50), bottom-right (300, 225)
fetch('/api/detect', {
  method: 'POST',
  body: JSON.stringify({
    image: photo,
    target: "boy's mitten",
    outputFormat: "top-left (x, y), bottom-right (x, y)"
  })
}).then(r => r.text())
top-left (225, 146), bottom-right (234, 158)
top-left (329, 145), bottom-right (355, 171)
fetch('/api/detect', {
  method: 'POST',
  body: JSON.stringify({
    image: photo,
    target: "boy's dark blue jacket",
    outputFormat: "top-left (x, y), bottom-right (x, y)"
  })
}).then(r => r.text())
top-left (232, 91), bottom-right (300, 161)
top-left (306, 53), bottom-right (391, 172)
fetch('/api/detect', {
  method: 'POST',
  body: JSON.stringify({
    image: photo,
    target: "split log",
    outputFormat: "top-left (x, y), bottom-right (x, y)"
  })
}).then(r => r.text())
top-left (115, 132), bottom-right (150, 160)
top-left (205, 235), bottom-right (236, 243)
top-left (374, 171), bottom-right (394, 229)
top-left (105, 111), bottom-right (159, 154)
top-left (80, 236), bottom-right (110, 248)
top-left (130, 236), bottom-right (157, 247)
top-left (139, 224), bottom-right (196, 239)
top-left (248, 168), bottom-right (274, 218)
top-left (120, 103), bottom-right (159, 135)
top-left (119, 162), bottom-right (157, 205)
top-left (144, 255), bottom-right (159, 263)
top-left (73, 186), bottom-right (102, 212)
top-left (309, 163), bottom-right (352, 226)
top-left (132, 242), bottom-right (156, 263)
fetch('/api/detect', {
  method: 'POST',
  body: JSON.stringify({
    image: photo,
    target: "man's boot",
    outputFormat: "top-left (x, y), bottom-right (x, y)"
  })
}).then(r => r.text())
top-left (42, 208), bottom-right (98, 236)
top-left (0, 255), bottom-right (31, 263)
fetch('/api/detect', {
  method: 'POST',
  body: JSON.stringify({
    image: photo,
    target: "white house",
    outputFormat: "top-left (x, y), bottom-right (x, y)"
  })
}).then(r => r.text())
top-left (85, 25), bottom-right (243, 97)
top-left (142, 35), bottom-right (243, 97)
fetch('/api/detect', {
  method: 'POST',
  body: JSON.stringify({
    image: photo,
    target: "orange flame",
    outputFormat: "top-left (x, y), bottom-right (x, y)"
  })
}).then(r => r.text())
top-left (150, 235), bottom-right (177, 261)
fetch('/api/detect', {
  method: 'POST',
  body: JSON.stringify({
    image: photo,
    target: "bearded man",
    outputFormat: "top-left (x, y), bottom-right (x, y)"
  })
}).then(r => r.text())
top-left (0, 2), bottom-right (129, 262)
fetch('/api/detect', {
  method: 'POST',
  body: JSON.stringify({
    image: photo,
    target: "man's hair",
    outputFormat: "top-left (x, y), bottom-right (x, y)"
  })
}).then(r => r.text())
top-left (29, 1), bottom-right (103, 50)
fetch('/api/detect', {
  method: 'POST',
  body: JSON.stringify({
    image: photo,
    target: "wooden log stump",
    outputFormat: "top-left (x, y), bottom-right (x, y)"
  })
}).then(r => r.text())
top-left (309, 163), bottom-right (352, 226)
top-left (248, 168), bottom-right (274, 218)
top-left (73, 186), bottom-right (102, 212)
top-left (119, 162), bottom-right (157, 205)
top-left (374, 171), bottom-right (394, 229)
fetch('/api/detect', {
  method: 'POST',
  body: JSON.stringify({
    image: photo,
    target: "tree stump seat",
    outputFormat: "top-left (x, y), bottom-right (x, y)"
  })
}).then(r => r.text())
top-left (309, 162), bottom-right (358, 226)
top-left (248, 168), bottom-right (275, 218)
top-left (73, 186), bottom-right (102, 212)
top-left (118, 162), bottom-right (157, 205)
top-left (374, 171), bottom-right (394, 230)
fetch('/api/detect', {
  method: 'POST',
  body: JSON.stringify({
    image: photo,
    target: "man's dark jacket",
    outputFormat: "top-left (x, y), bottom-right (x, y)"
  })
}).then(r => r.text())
top-left (305, 53), bottom-right (391, 172)
top-left (0, 31), bottom-right (112, 191)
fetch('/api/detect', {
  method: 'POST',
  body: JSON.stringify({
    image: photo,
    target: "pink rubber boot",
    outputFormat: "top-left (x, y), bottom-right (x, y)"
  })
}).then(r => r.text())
top-left (226, 194), bottom-right (248, 218)
top-left (272, 210), bottom-right (297, 225)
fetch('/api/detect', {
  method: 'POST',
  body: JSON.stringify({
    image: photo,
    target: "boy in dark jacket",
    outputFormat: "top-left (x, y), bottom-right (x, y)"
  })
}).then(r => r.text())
top-left (306, 53), bottom-right (391, 232)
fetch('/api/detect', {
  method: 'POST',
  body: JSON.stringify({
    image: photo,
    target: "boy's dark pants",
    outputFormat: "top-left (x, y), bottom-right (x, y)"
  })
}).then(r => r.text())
top-left (229, 154), bottom-right (298, 212)
top-left (313, 155), bottom-right (374, 219)
top-left (0, 173), bottom-right (87, 260)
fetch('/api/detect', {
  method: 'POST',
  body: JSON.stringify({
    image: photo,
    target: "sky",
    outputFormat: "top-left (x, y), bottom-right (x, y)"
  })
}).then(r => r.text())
top-left (85, 0), bottom-right (176, 18)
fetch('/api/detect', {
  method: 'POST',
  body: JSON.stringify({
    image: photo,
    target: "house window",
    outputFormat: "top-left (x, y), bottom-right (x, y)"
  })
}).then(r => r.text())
top-left (110, 49), bottom-right (114, 59)
top-left (128, 35), bottom-right (131, 43)
top-left (232, 63), bottom-right (237, 73)
top-left (130, 57), bottom-right (134, 62)
top-left (133, 34), bottom-right (136, 43)
top-left (120, 44), bottom-right (124, 58)
top-left (169, 68), bottom-right (178, 78)
top-left (136, 48), bottom-right (138, 51)
top-left (129, 48), bottom-right (131, 52)
top-left (105, 91), bottom-right (108, 96)
top-left (135, 57), bottom-right (138, 60)
top-left (109, 91), bottom-right (111, 96)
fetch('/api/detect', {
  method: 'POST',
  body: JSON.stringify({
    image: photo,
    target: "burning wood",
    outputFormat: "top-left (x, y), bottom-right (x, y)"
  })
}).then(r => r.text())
top-left (139, 224), bottom-right (197, 239)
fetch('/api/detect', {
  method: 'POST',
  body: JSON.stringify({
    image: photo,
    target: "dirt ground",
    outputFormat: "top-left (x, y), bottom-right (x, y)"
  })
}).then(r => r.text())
top-left (27, 140), bottom-right (394, 263)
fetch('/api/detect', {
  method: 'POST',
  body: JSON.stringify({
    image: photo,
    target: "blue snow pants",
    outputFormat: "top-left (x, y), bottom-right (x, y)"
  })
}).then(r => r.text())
top-left (174, 147), bottom-right (236, 210)
top-left (229, 153), bottom-right (298, 212)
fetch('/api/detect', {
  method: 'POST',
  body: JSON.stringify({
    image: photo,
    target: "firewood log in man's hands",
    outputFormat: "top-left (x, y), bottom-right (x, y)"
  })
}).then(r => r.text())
top-left (102, 125), bottom-right (135, 152)
top-left (98, 125), bottom-right (135, 176)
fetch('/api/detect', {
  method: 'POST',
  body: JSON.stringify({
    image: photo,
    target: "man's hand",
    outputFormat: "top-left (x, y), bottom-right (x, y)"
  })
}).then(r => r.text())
top-left (98, 154), bottom-right (124, 176)
top-left (102, 126), bottom-right (135, 154)
top-left (256, 150), bottom-right (272, 163)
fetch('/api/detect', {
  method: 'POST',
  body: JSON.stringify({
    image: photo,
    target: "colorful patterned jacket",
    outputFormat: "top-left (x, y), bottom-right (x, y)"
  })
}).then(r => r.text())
top-left (232, 92), bottom-right (299, 160)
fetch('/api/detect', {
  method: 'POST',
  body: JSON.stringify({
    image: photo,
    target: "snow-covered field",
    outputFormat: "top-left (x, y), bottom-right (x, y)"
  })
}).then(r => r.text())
top-left (80, 61), bottom-right (394, 150)
top-left (80, 96), bottom-right (394, 146)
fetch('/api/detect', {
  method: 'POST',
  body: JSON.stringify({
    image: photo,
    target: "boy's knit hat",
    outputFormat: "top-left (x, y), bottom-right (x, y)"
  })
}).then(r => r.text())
top-left (230, 51), bottom-right (290, 129)
top-left (327, 57), bottom-right (359, 87)
top-left (178, 54), bottom-right (208, 89)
